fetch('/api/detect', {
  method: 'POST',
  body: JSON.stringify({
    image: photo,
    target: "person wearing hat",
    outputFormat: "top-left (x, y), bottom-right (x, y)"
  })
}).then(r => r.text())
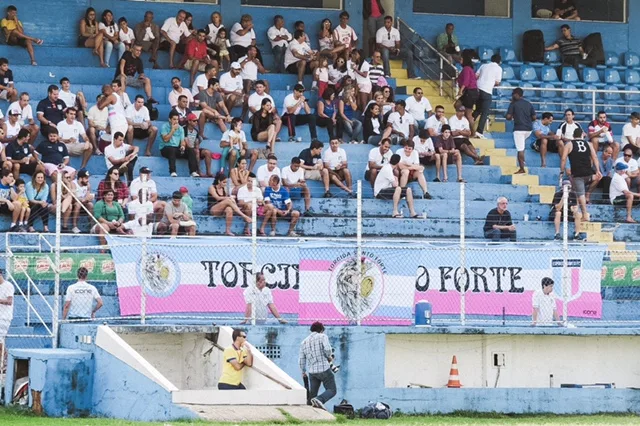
top-left (70, 169), bottom-right (94, 234)
top-left (1, 107), bottom-right (22, 144)
top-left (550, 178), bottom-right (584, 241)
top-left (125, 95), bottom-right (158, 157)
top-left (179, 186), bottom-right (193, 213)
top-left (63, 267), bottom-right (103, 321)
top-left (532, 277), bottom-right (560, 326)
top-left (219, 62), bottom-right (245, 116)
top-left (56, 106), bottom-right (93, 170)
top-left (610, 161), bottom-right (640, 223)
top-left (162, 190), bottom-right (196, 237)
top-left (449, 105), bottom-right (484, 165)
top-left (281, 84), bottom-right (319, 143)
top-left (5, 128), bottom-right (42, 178)
top-left (129, 167), bottom-right (165, 222)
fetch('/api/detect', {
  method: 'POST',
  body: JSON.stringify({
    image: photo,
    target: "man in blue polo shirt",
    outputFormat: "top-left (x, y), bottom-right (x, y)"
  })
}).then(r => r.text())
top-left (34, 128), bottom-right (76, 180)
top-left (36, 84), bottom-right (67, 137)
top-left (261, 174), bottom-right (300, 237)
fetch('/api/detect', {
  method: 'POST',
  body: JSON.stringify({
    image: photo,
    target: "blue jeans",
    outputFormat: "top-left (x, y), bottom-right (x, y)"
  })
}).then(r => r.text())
top-left (105, 41), bottom-right (126, 66)
top-left (309, 369), bottom-right (337, 404)
top-left (484, 228), bottom-right (517, 242)
top-left (381, 47), bottom-right (415, 78)
top-left (272, 45), bottom-right (287, 74)
top-left (340, 118), bottom-right (363, 142)
top-left (473, 90), bottom-right (492, 134)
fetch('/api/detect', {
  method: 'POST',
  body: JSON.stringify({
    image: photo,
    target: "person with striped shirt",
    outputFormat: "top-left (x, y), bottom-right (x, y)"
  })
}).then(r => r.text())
top-left (545, 24), bottom-right (584, 73)
top-left (368, 51), bottom-right (385, 90)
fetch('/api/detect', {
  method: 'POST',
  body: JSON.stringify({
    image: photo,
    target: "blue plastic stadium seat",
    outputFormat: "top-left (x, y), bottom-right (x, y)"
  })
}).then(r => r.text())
top-left (522, 82), bottom-right (537, 100)
top-left (478, 46), bottom-right (494, 62)
top-left (501, 65), bottom-right (519, 85)
top-left (624, 51), bottom-right (640, 68)
top-left (624, 69), bottom-right (640, 85)
top-left (562, 83), bottom-right (580, 100)
top-left (499, 47), bottom-right (522, 66)
top-left (544, 50), bottom-right (561, 66)
top-left (561, 67), bottom-right (583, 86)
top-left (519, 65), bottom-right (538, 82)
top-left (603, 85), bottom-right (625, 121)
top-left (604, 51), bottom-right (626, 70)
top-left (604, 69), bottom-right (623, 86)
top-left (583, 67), bottom-right (605, 88)
top-left (624, 85), bottom-right (640, 102)
top-left (540, 82), bottom-right (558, 99)
top-left (541, 66), bottom-right (561, 86)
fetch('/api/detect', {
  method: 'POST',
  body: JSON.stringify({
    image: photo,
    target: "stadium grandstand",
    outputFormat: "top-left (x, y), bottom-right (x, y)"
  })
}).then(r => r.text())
top-left (0, 0), bottom-right (639, 422)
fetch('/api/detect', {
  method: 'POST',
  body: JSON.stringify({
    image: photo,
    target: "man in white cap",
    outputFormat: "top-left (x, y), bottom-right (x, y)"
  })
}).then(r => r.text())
top-left (219, 62), bottom-right (245, 115)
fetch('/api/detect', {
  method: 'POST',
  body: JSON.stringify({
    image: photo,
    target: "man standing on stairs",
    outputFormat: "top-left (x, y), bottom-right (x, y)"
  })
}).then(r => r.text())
top-left (506, 88), bottom-right (536, 175)
top-left (561, 128), bottom-right (601, 224)
top-left (474, 54), bottom-right (502, 139)
top-left (550, 178), bottom-right (584, 241)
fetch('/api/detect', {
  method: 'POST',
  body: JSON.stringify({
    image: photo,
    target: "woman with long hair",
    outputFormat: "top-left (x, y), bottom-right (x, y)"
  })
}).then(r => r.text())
top-left (78, 7), bottom-right (106, 67)
top-left (457, 50), bottom-right (479, 130)
top-left (230, 157), bottom-right (250, 195)
top-left (318, 18), bottom-right (345, 60)
top-left (26, 170), bottom-right (50, 232)
top-left (316, 87), bottom-right (338, 140)
top-left (338, 85), bottom-right (364, 143)
top-left (99, 9), bottom-right (125, 66)
top-left (251, 99), bottom-right (278, 158)
top-left (350, 49), bottom-right (372, 109)
top-left (97, 166), bottom-right (129, 207)
top-left (363, 102), bottom-right (383, 146)
top-left (208, 172), bottom-right (251, 236)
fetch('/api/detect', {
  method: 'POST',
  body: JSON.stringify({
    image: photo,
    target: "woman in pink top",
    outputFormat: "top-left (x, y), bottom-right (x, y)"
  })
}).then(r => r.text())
top-left (457, 50), bottom-right (479, 129)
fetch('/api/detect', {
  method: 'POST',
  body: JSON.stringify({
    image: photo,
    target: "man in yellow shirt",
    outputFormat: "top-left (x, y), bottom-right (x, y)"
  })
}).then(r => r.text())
top-left (217, 329), bottom-right (253, 390)
top-left (1, 5), bottom-right (42, 66)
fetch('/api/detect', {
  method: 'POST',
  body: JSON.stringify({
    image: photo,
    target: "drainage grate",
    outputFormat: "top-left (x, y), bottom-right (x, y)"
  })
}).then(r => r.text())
top-left (256, 344), bottom-right (281, 359)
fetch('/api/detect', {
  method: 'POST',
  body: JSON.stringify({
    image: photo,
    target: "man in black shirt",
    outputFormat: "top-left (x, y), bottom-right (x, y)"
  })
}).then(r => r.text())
top-left (298, 140), bottom-right (331, 198)
top-left (561, 127), bottom-right (601, 223)
top-left (549, 178), bottom-right (584, 241)
top-left (483, 197), bottom-right (516, 242)
top-left (0, 57), bottom-right (17, 102)
top-left (36, 85), bottom-right (67, 137)
top-left (5, 128), bottom-right (42, 177)
top-left (115, 44), bottom-right (157, 104)
top-left (34, 128), bottom-right (75, 180)
top-left (506, 88), bottom-right (536, 174)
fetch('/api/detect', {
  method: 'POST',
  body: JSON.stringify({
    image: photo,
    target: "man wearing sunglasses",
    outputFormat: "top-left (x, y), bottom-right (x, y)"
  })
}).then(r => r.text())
top-left (218, 328), bottom-right (253, 390)
top-left (375, 16), bottom-right (415, 79)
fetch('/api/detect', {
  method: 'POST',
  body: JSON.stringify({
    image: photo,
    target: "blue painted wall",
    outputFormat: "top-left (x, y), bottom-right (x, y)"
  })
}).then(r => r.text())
top-left (398, 0), bottom-right (639, 56)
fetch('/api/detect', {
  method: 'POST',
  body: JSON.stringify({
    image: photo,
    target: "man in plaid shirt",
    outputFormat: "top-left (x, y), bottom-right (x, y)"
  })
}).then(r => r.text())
top-left (299, 321), bottom-right (336, 410)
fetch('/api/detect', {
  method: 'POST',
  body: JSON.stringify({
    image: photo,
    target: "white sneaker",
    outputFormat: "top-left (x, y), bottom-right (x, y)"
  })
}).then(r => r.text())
top-left (191, 172), bottom-right (200, 177)
top-left (287, 231), bottom-right (299, 237)
top-left (269, 230), bottom-right (276, 237)
top-left (474, 132), bottom-right (486, 139)
top-left (72, 227), bottom-right (81, 234)
top-left (310, 398), bottom-right (326, 410)
top-left (171, 172), bottom-right (178, 177)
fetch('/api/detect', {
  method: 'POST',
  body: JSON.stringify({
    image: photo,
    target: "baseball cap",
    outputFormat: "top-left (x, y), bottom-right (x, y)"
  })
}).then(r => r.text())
top-left (139, 166), bottom-right (152, 174)
top-left (561, 178), bottom-right (571, 186)
top-left (616, 162), bottom-right (629, 171)
top-left (9, 109), bottom-right (20, 116)
top-left (77, 169), bottom-right (90, 178)
top-left (457, 105), bottom-right (466, 112)
top-left (179, 186), bottom-right (189, 193)
top-left (187, 113), bottom-right (198, 121)
top-left (230, 62), bottom-right (241, 70)
top-left (294, 83), bottom-right (305, 92)
top-left (172, 190), bottom-right (183, 199)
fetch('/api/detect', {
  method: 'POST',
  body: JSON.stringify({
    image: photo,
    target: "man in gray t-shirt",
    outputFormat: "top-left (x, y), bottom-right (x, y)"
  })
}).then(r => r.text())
top-left (197, 77), bottom-right (232, 138)
top-left (162, 191), bottom-right (196, 236)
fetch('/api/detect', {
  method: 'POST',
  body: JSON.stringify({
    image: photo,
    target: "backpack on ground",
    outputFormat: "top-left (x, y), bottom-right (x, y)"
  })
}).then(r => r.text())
top-left (360, 401), bottom-right (392, 419)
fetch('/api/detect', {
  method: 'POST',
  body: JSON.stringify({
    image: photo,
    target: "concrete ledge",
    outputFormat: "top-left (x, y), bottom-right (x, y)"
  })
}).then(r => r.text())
top-left (180, 404), bottom-right (335, 422)
top-left (383, 325), bottom-right (640, 336)
top-left (172, 389), bottom-right (307, 405)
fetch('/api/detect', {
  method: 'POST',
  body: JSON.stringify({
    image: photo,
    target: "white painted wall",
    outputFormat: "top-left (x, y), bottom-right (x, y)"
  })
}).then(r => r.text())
top-left (385, 334), bottom-right (640, 388)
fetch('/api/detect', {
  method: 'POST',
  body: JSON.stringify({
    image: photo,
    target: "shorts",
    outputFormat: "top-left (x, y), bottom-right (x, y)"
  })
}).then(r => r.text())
top-left (16, 161), bottom-right (38, 176)
top-left (221, 147), bottom-right (249, 167)
top-left (7, 35), bottom-right (27, 47)
top-left (612, 195), bottom-right (632, 206)
top-left (287, 61), bottom-right (312, 75)
top-left (376, 187), bottom-right (404, 200)
top-left (66, 142), bottom-right (89, 156)
top-left (572, 176), bottom-right (590, 197)
top-left (548, 208), bottom-right (574, 222)
top-left (184, 59), bottom-right (207, 72)
top-left (0, 90), bottom-right (8, 100)
top-left (243, 79), bottom-right (256, 92)
top-left (133, 128), bottom-right (151, 139)
top-left (288, 187), bottom-right (302, 198)
top-left (44, 163), bottom-right (76, 177)
top-left (454, 138), bottom-right (472, 150)
top-left (224, 93), bottom-right (244, 107)
top-left (358, 80), bottom-right (373, 94)
top-left (121, 75), bottom-right (145, 89)
top-left (304, 169), bottom-right (322, 180)
top-left (0, 319), bottom-right (10, 342)
top-left (78, 36), bottom-right (89, 47)
top-left (531, 138), bottom-right (560, 153)
top-left (419, 155), bottom-right (437, 165)
top-left (623, 143), bottom-right (640, 155)
top-left (0, 203), bottom-right (11, 215)
top-left (329, 169), bottom-right (347, 181)
top-left (460, 89), bottom-right (479, 109)
top-left (513, 130), bottom-right (531, 152)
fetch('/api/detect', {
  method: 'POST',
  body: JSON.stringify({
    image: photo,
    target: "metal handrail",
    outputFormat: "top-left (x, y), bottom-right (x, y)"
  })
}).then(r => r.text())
top-left (396, 17), bottom-right (458, 98)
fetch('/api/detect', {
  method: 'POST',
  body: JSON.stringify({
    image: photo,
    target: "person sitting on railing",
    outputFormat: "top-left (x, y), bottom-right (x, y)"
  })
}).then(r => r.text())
top-left (529, 112), bottom-right (562, 168)
top-left (436, 23), bottom-right (460, 63)
top-left (588, 111), bottom-right (620, 159)
top-left (544, 24), bottom-right (584, 75)
top-left (376, 16), bottom-right (415, 79)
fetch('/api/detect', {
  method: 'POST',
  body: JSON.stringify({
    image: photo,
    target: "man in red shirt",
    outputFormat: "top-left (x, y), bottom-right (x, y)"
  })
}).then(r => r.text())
top-left (179, 29), bottom-right (214, 87)
top-left (587, 111), bottom-right (620, 159)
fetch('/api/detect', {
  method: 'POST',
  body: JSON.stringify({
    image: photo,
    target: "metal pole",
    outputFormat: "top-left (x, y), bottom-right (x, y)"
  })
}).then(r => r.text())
top-left (591, 91), bottom-right (596, 120)
top-left (139, 181), bottom-right (150, 325)
top-left (251, 198), bottom-right (257, 326)
top-left (356, 180), bottom-right (362, 326)
top-left (439, 58), bottom-right (443, 97)
top-left (562, 184), bottom-right (569, 326)
top-left (52, 172), bottom-right (62, 348)
top-left (459, 182), bottom-right (466, 326)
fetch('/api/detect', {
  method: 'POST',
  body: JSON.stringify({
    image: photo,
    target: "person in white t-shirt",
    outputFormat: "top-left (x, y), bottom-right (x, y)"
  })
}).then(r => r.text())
top-left (219, 63), bottom-right (246, 114)
top-left (58, 77), bottom-right (88, 123)
top-left (104, 131), bottom-right (139, 182)
top-left (610, 161), bottom-right (640, 223)
top-left (247, 80), bottom-right (277, 119)
top-left (426, 105), bottom-right (448, 137)
top-left (474, 54), bottom-right (502, 137)
top-left (413, 129), bottom-right (441, 168)
top-left (267, 15), bottom-right (291, 74)
top-left (282, 84), bottom-right (319, 142)
top-left (449, 106), bottom-right (484, 164)
top-left (129, 167), bottom-right (166, 221)
top-left (241, 273), bottom-right (287, 324)
top-left (365, 138), bottom-right (392, 187)
top-left (532, 277), bottom-right (560, 326)
top-left (375, 16), bottom-right (415, 78)
top-left (160, 10), bottom-right (190, 69)
top-left (8, 93), bottom-right (39, 144)
top-left (192, 64), bottom-right (217, 99)
top-left (0, 272), bottom-right (13, 360)
top-left (124, 188), bottom-right (166, 235)
top-left (237, 177), bottom-right (264, 234)
top-left (282, 157), bottom-right (314, 215)
top-left (125, 95), bottom-right (158, 156)
top-left (56, 107), bottom-right (93, 169)
top-left (285, 30), bottom-right (319, 86)
top-left (382, 99), bottom-right (415, 145)
top-left (556, 109), bottom-right (584, 142)
top-left (395, 139), bottom-right (430, 198)
top-left (333, 11), bottom-right (358, 56)
top-left (404, 87), bottom-right (432, 130)
top-left (374, 153), bottom-right (419, 218)
top-left (256, 155), bottom-right (281, 189)
top-left (62, 267), bottom-right (103, 320)
top-left (322, 139), bottom-right (353, 196)
top-left (622, 112), bottom-right (640, 156)
top-left (229, 14), bottom-right (263, 64)
top-left (350, 50), bottom-right (371, 107)
top-left (615, 147), bottom-right (640, 192)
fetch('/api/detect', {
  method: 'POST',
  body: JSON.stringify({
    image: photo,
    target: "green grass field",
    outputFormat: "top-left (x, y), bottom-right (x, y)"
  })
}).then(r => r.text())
top-left (2, 408), bottom-right (640, 426)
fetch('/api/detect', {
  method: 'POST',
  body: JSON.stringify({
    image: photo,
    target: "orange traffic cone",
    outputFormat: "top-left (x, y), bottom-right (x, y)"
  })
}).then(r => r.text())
top-left (447, 355), bottom-right (462, 388)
